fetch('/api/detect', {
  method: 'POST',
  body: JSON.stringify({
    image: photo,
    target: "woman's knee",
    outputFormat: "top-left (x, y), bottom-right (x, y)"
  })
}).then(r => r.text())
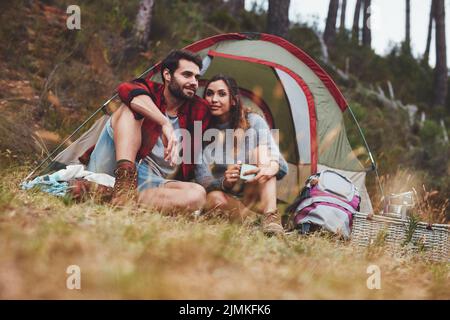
top-left (206, 191), bottom-right (229, 209)
top-left (183, 182), bottom-right (207, 207)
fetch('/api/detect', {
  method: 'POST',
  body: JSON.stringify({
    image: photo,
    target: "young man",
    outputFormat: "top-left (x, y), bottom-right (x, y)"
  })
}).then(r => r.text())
top-left (84, 50), bottom-right (211, 213)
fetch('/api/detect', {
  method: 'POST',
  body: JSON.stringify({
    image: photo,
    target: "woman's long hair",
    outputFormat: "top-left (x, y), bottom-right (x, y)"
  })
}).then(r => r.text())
top-left (203, 74), bottom-right (250, 130)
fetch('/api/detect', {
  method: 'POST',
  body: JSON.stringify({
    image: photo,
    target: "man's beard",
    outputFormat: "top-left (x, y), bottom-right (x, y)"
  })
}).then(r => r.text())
top-left (168, 78), bottom-right (196, 100)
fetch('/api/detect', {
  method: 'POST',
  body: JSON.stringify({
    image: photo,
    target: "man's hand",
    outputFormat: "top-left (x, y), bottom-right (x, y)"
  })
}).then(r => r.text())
top-left (161, 122), bottom-right (178, 166)
top-left (223, 162), bottom-right (242, 190)
top-left (244, 160), bottom-right (279, 184)
top-left (130, 95), bottom-right (179, 166)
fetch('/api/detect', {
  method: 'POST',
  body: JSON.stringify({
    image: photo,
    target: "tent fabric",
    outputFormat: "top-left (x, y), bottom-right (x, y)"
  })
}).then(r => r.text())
top-left (275, 68), bottom-right (311, 164)
top-left (198, 56), bottom-right (298, 164)
top-left (49, 115), bottom-right (110, 170)
top-left (206, 50), bottom-right (318, 172)
top-left (259, 34), bottom-right (348, 110)
top-left (198, 41), bottom-right (356, 171)
top-left (317, 164), bottom-right (373, 213)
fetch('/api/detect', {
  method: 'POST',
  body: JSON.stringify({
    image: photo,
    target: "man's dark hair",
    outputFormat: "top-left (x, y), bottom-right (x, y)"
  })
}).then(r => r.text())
top-left (160, 49), bottom-right (203, 81)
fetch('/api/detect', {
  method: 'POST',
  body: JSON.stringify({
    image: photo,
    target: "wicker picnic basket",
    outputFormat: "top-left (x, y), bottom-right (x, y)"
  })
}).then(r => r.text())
top-left (351, 213), bottom-right (450, 262)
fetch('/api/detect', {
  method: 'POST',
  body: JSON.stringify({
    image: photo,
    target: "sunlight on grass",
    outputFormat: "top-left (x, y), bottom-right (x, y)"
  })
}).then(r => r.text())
top-left (0, 167), bottom-right (448, 299)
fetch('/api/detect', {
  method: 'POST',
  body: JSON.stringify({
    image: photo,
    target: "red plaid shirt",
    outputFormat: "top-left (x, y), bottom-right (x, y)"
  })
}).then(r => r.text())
top-left (118, 79), bottom-right (210, 180)
top-left (81, 79), bottom-right (210, 181)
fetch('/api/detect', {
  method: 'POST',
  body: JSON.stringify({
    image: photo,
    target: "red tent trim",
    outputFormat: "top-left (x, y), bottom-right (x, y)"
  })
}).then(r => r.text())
top-left (207, 50), bottom-right (318, 173)
top-left (145, 33), bottom-right (348, 113)
top-left (259, 33), bottom-right (348, 112)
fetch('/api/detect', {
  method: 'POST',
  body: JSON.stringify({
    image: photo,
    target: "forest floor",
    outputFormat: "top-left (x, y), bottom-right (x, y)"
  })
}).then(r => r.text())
top-left (0, 167), bottom-right (448, 299)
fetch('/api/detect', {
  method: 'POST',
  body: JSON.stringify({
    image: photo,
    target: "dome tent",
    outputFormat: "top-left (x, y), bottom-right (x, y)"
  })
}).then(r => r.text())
top-left (29, 32), bottom-right (374, 213)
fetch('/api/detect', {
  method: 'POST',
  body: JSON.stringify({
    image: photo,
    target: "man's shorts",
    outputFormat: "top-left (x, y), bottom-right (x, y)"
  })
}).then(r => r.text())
top-left (87, 117), bottom-right (176, 192)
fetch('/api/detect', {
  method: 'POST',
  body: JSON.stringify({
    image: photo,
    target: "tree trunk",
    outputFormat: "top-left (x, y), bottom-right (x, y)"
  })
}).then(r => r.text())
top-left (352, 0), bottom-right (363, 43)
top-left (324, 0), bottom-right (340, 46)
top-left (424, 0), bottom-right (436, 64)
top-left (227, 0), bottom-right (245, 16)
top-left (362, 0), bottom-right (372, 47)
top-left (340, 0), bottom-right (347, 33)
top-left (404, 0), bottom-right (411, 53)
top-left (433, 0), bottom-right (448, 108)
top-left (133, 0), bottom-right (155, 49)
top-left (267, 0), bottom-right (290, 38)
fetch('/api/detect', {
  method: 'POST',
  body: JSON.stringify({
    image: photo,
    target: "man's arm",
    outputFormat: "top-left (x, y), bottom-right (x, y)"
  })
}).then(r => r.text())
top-left (129, 94), bottom-right (169, 126)
top-left (117, 80), bottom-right (176, 164)
top-left (117, 80), bottom-right (165, 122)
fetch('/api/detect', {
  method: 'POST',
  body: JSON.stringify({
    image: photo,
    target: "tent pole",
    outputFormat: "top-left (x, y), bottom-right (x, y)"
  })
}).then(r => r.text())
top-left (23, 96), bottom-right (115, 182)
top-left (24, 64), bottom-right (158, 182)
top-left (346, 105), bottom-right (386, 211)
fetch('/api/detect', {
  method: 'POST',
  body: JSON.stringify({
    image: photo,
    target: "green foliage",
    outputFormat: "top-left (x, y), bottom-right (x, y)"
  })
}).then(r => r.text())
top-left (419, 120), bottom-right (442, 143)
top-left (206, 10), bottom-right (239, 31)
top-left (402, 213), bottom-right (420, 247)
top-left (240, 7), bottom-right (267, 32)
top-left (330, 36), bottom-right (435, 107)
top-left (373, 229), bottom-right (388, 247)
top-left (151, 0), bottom-right (219, 50)
top-left (287, 24), bottom-right (322, 59)
top-left (385, 46), bottom-right (434, 106)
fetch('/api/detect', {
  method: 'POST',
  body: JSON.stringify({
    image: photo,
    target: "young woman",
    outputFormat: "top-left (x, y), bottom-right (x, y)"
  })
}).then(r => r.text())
top-left (195, 74), bottom-right (288, 235)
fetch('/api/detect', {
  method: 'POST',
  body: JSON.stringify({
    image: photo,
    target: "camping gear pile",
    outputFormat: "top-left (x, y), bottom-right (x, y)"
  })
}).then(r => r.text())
top-left (21, 165), bottom-right (114, 202)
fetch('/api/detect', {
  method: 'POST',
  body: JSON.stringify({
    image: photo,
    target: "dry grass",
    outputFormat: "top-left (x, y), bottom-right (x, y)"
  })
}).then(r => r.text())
top-left (370, 169), bottom-right (449, 223)
top-left (0, 167), bottom-right (448, 299)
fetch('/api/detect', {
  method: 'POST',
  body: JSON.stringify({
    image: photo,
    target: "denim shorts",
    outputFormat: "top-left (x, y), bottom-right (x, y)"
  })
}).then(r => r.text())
top-left (87, 118), bottom-right (175, 191)
top-left (136, 161), bottom-right (177, 192)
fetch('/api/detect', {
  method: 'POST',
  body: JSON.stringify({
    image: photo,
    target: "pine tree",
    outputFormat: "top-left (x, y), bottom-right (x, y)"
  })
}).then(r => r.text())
top-left (267, 0), bottom-right (291, 38)
top-left (227, 0), bottom-right (245, 17)
top-left (362, 0), bottom-right (372, 48)
top-left (133, 0), bottom-right (155, 49)
top-left (404, 0), bottom-right (411, 53)
top-left (324, 0), bottom-right (340, 46)
top-left (340, 0), bottom-right (347, 33)
top-left (352, 0), bottom-right (363, 43)
top-left (432, 0), bottom-right (448, 108)
top-left (423, 0), bottom-right (436, 64)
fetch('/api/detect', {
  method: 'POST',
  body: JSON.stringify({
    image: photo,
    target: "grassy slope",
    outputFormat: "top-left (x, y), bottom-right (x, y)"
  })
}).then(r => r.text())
top-left (0, 167), bottom-right (448, 299)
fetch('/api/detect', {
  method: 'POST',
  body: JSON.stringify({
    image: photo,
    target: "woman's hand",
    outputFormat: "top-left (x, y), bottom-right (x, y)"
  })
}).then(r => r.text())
top-left (244, 160), bottom-right (279, 184)
top-left (161, 121), bottom-right (178, 166)
top-left (223, 162), bottom-right (242, 190)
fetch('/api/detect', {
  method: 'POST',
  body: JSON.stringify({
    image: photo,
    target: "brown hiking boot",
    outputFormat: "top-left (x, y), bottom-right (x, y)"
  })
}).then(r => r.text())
top-left (262, 209), bottom-right (285, 236)
top-left (111, 161), bottom-right (138, 207)
top-left (68, 179), bottom-right (113, 203)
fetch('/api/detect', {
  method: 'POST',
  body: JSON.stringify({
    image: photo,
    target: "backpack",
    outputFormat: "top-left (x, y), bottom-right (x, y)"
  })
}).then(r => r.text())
top-left (282, 170), bottom-right (361, 239)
